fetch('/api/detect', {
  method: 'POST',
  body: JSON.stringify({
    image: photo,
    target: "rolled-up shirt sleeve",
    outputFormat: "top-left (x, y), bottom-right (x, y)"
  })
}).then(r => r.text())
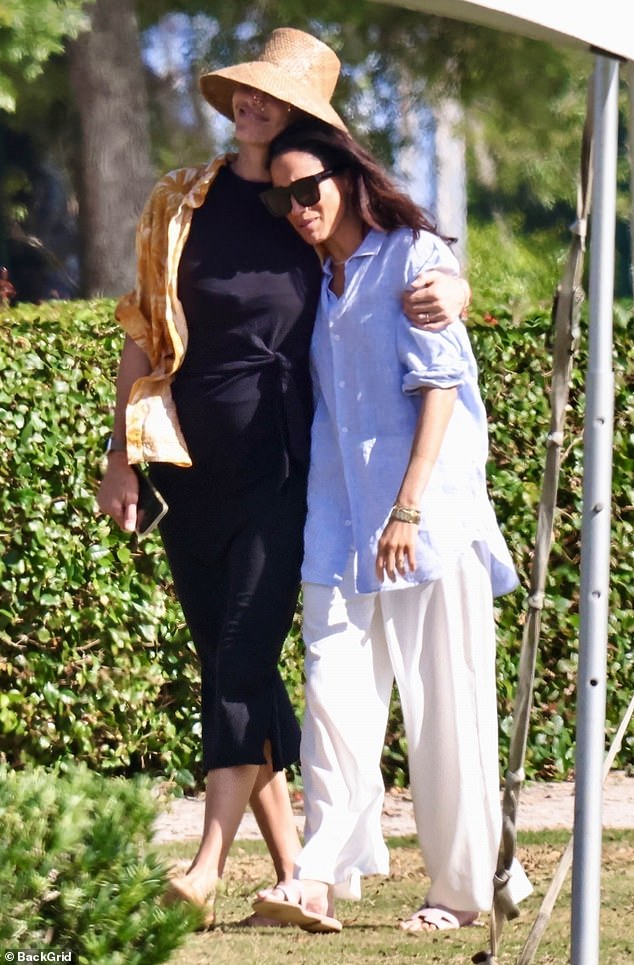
top-left (400, 323), bottom-right (469, 393)
top-left (398, 232), bottom-right (467, 393)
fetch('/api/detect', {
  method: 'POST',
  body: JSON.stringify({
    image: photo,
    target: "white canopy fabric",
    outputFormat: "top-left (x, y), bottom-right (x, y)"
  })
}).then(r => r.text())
top-left (380, 0), bottom-right (634, 60)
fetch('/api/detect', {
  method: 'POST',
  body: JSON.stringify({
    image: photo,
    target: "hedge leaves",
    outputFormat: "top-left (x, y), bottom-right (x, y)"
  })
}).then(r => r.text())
top-left (1, 297), bottom-right (632, 784)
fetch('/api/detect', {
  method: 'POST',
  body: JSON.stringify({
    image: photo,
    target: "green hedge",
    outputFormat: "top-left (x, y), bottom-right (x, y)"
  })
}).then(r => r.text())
top-left (0, 296), bottom-right (632, 786)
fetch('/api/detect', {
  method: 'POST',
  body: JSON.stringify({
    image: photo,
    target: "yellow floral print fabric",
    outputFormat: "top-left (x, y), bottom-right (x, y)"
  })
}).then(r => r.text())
top-left (115, 154), bottom-right (233, 466)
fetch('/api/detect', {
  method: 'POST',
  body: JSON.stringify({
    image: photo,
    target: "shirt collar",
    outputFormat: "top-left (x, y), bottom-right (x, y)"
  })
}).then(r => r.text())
top-left (323, 227), bottom-right (386, 277)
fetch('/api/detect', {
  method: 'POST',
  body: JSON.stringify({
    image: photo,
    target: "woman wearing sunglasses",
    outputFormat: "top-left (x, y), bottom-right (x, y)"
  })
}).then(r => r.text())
top-left (253, 119), bottom-right (530, 934)
top-left (97, 29), bottom-right (469, 928)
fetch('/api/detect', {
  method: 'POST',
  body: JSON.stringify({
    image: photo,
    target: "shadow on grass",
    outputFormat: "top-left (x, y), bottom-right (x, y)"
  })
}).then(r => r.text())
top-left (163, 830), bottom-right (634, 965)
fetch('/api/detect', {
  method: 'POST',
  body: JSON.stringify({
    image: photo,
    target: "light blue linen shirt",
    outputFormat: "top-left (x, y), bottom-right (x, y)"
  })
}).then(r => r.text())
top-left (301, 226), bottom-right (518, 597)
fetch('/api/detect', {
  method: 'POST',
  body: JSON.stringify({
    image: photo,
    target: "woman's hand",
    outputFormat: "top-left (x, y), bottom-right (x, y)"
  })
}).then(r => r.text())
top-left (97, 452), bottom-right (139, 533)
top-left (376, 519), bottom-right (418, 583)
top-left (96, 335), bottom-right (152, 533)
top-left (402, 270), bottom-right (470, 329)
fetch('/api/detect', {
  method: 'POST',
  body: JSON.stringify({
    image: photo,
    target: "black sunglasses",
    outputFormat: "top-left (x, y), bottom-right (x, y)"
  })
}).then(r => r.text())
top-left (260, 168), bottom-right (342, 217)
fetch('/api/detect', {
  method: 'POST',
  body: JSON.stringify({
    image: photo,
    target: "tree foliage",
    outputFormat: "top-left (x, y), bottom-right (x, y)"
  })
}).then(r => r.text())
top-left (3, 2), bottom-right (631, 298)
top-left (0, 0), bottom-right (91, 112)
top-left (184, 2), bottom-right (592, 193)
top-left (5, 0), bottom-right (626, 298)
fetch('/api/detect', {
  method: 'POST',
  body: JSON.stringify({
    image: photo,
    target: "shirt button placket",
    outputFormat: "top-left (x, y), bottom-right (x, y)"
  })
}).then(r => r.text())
top-left (330, 309), bottom-right (348, 435)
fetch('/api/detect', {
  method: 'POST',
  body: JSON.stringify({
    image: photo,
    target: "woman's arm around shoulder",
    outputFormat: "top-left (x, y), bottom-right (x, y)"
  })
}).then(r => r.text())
top-left (402, 231), bottom-right (470, 329)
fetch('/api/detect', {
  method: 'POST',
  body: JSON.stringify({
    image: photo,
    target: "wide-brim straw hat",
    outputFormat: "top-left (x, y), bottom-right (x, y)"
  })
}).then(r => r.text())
top-left (199, 27), bottom-right (347, 131)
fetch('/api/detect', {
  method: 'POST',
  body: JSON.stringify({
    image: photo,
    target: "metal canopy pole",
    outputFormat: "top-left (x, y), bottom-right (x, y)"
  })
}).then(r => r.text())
top-left (570, 52), bottom-right (619, 965)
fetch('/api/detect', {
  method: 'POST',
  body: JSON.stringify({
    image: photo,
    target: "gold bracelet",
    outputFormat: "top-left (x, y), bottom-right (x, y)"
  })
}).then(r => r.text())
top-left (389, 503), bottom-right (421, 525)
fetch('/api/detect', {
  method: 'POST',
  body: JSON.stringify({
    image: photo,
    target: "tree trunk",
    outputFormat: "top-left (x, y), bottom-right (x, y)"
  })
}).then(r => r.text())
top-left (433, 98), bottom-right (468, 270)
top-left (69, 0), bottom-right (153, 296)
top-left (397, 87), bottom-right (468, 271)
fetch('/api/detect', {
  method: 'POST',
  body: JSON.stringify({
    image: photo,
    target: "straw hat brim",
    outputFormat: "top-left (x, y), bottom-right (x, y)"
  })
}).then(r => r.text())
top-left (200, 62), bottom-right (347, 131)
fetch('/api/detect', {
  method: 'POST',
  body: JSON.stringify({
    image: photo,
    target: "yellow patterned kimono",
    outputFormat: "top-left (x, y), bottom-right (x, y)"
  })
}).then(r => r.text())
top-left (115, 154), bottom-right (234, 466)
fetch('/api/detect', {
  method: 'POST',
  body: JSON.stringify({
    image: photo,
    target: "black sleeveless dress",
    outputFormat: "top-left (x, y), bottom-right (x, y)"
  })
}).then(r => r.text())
top-left (150, 164), bottom-right (321, 773)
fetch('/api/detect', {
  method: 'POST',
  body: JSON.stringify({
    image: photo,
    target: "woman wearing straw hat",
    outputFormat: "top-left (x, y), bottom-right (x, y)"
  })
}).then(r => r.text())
top-left (97, 27), bottom-right (469, 928)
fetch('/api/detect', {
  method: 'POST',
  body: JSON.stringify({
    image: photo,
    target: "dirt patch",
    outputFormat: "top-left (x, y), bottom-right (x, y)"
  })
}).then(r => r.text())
top-left (152, 770), bottom-right (634, 845)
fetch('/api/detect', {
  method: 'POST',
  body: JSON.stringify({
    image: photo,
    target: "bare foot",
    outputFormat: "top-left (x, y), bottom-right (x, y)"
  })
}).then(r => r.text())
top-left (164, 874), bottom-right (216, 929)
top-left (253, 880), bottom-right (341, 933)
top-left (257, 879), bottom-right (330, 915)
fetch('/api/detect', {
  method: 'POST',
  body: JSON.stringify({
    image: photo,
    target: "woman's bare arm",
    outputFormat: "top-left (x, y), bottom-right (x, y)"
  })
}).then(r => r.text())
top-left (96, 336), bottom-right (151, 532)
top-left (376, 385), bottom-right (457, 582)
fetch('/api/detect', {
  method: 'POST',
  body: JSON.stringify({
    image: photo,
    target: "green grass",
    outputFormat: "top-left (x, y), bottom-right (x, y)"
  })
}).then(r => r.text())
top-left (164, 830), bottom-right (634, 964)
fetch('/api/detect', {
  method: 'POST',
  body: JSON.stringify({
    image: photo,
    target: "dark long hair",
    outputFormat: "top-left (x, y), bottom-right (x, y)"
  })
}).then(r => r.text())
top-left (267, 118), bottom-right (442, 239)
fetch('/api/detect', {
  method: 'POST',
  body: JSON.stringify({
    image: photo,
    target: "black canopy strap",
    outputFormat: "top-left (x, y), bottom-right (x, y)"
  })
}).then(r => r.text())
top-left (472, 73), bottom-right (595, 965)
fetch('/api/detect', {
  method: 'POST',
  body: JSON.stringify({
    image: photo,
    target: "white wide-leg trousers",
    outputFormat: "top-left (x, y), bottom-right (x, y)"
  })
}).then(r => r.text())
top-left (296, 544), bottom-right (503, 912)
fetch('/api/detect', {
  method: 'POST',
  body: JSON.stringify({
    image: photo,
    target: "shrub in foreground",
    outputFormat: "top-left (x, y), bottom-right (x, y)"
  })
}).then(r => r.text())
top-left (0, 763), bottom-right (198, 962)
